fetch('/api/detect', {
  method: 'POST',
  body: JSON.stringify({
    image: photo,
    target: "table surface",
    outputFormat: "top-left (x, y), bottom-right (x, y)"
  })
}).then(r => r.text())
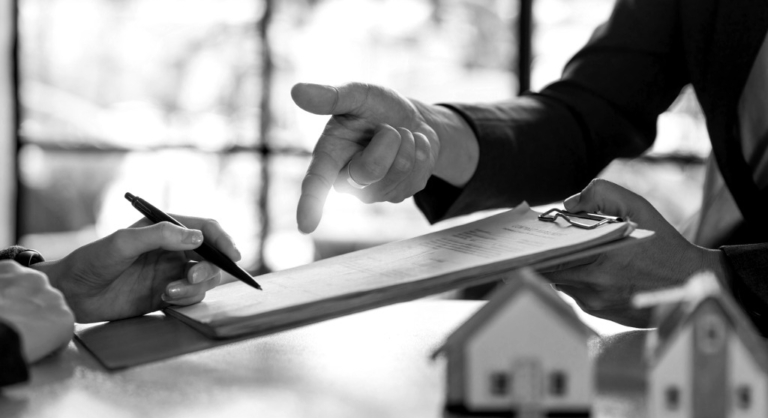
top-left (0, 300), bottom-right (648, 418)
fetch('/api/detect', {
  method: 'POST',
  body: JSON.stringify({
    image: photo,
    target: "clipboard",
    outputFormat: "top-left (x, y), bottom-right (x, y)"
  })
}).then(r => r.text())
top-left (74, 228), bottom-right (651, 371)
top-left (75, 204), bottom-right (653, 370)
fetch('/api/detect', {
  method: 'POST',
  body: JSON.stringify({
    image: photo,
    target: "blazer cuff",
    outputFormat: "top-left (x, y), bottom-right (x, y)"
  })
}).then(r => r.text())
top-left (0, 321), bottom-right (29, 387)
top-left (721, 244), bottom-right (768, 336)
top-left (414, 176), bottom-right (462, 224)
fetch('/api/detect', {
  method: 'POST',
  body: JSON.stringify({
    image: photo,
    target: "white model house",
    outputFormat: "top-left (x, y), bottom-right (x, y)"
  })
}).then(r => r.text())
top-left (641, 272), bottom-right (768, 418)
top-left (434, 267), bottom-right (595, 417)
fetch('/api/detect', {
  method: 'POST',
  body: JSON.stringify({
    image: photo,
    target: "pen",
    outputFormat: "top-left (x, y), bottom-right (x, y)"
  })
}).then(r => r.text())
top-left (124, 192), bottom-right (262, 291)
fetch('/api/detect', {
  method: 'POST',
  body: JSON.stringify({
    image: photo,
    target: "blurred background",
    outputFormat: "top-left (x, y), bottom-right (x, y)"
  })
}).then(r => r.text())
top-left (1, 0), bottom-right (710, 275)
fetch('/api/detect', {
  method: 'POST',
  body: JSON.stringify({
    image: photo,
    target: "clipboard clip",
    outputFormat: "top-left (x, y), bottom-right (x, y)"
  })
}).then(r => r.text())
top-left (538, 208), bottom-right (623, 230)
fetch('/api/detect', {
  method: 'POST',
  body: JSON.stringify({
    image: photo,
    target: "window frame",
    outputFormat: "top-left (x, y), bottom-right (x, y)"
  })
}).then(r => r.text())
top-left (8, 0), bottom-right (533, 270)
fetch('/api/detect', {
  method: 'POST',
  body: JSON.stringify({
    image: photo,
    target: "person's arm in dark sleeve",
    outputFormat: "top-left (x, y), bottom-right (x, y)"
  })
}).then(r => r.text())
top-left (720, 244), bottom-right (768, 336)
top-left (415, 0), bottom-right (689, 223)
top-left (0, 321), bottom-right (29, 387)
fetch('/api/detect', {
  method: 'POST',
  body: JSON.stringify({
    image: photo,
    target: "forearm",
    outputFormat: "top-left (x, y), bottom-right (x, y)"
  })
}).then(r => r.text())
top-left (30, 258), bottom-right (99, 324)
top-left (30, 260), bottom-right (63, 293)
top-left (30, 259), bottom-right (88, 323)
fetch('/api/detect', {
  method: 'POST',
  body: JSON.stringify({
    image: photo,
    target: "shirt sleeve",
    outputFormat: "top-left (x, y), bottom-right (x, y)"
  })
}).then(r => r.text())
top-left (0, 321), bottom-right (29, 387)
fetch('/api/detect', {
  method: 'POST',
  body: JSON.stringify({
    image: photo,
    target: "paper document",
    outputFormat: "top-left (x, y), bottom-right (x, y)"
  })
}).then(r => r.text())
top-left (168, 203), bottom-right (653, 338)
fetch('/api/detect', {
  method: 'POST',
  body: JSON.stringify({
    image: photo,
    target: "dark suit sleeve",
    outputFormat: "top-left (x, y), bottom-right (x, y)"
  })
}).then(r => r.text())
top-left (0, 321), bottom-right (29, 387)
top-left (413, 0), bottom-right (768, 334)
top-left (721, 245), bottom-right (768, 335)
top-left (415, 0), bottom-right (689, 223)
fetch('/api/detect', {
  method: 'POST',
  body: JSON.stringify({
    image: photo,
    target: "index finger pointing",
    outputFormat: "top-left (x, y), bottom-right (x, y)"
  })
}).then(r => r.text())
top-left (298, 147), bottom-right (349, 234)
top-left (291, 82), bottom-right (371, 116)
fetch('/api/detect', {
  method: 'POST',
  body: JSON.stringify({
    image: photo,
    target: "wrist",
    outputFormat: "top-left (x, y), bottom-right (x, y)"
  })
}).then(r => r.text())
top-left (413, 101), bottom-right (479, 187)
top-left (30, 258), bottom-right (85, 322)
top-left (29, 260), bottom-right (62, 290)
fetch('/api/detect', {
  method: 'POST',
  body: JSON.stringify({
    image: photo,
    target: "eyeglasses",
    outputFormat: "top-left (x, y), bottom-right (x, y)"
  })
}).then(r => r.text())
top-left (537, 208), bottom-right (623, 230)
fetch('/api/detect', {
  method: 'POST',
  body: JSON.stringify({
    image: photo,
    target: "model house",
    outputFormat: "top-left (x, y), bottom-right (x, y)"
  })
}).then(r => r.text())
top-left (434, 267), bottom-right (595, 417)
top-left (640, 272), bottom-right (768, 418)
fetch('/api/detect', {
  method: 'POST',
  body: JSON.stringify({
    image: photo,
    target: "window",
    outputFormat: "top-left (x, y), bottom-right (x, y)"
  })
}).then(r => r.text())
top-left (665, 386), bottom-right (680, 410)
top-left (11, 0), bottom-right (704, 272)
top-left (12, 0), bottom-right (524, 270)
top-left (549, 371), bottom-right (567, 396)
top-left (736, 385), bottom-right (752, 410)
top-left (696, 313), bottom-right (727, 354)
top-left (490, 372), bottom-right (509, 396)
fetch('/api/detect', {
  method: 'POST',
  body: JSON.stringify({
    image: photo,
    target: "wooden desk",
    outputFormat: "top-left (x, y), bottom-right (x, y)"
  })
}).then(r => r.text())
top-left (0, 301), bottom-right (647, 418)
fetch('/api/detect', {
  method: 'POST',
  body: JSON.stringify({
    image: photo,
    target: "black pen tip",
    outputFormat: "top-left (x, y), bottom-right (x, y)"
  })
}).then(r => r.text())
top-left (245, 277), bottom-right (262, 291)
top-left (125, 192), bottom-right (136, 202)
top-left (238, 272), bottom-right (262, 291)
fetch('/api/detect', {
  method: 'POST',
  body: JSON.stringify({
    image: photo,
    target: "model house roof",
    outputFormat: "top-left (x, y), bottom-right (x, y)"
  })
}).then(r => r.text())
top-left (651, 277), bottom-right (768, 372)
top-left (433, 267), bottom-right (596, 357)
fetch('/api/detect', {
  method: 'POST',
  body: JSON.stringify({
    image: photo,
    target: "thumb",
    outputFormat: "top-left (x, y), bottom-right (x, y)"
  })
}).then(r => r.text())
top-left (291, 82), bottom-right (372, 116)
top-left (109, 222), bottom-right (204, 260)
top-left (563, 179), bottom-right (640, 219)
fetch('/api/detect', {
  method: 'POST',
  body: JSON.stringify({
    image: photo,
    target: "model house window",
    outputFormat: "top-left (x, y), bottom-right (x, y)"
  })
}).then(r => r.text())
top-left (665, 386), bottom-right (680, 410)
top-left (490, 372), bottom-right (509, 395)
top-left (696, 313), bottom-right (726, 354)
top-left (736, 385), bottom-right (752, 410)
top-left (549, 371), bottom-right (567, 396)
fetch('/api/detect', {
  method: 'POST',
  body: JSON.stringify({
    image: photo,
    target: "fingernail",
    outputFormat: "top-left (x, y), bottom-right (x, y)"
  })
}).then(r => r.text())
top-left (416, 149), bottom-right (428, 161)
top-left (191, 268), bottom-right (207, 284)
top-left (166, 285), bottom-right (185, 298)
top-left (182, 230), bottom-right (204, 245)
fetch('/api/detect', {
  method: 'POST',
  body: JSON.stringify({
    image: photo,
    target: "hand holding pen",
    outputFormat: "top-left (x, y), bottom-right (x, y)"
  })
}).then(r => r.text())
top-left (33, 210), bottom-right (244, 323)
top-left (125, 193), bottom-right (262, 290)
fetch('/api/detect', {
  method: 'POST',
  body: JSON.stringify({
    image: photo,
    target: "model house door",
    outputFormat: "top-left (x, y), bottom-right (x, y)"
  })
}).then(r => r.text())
top-left (511, 358), bottom-right (544, 407)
